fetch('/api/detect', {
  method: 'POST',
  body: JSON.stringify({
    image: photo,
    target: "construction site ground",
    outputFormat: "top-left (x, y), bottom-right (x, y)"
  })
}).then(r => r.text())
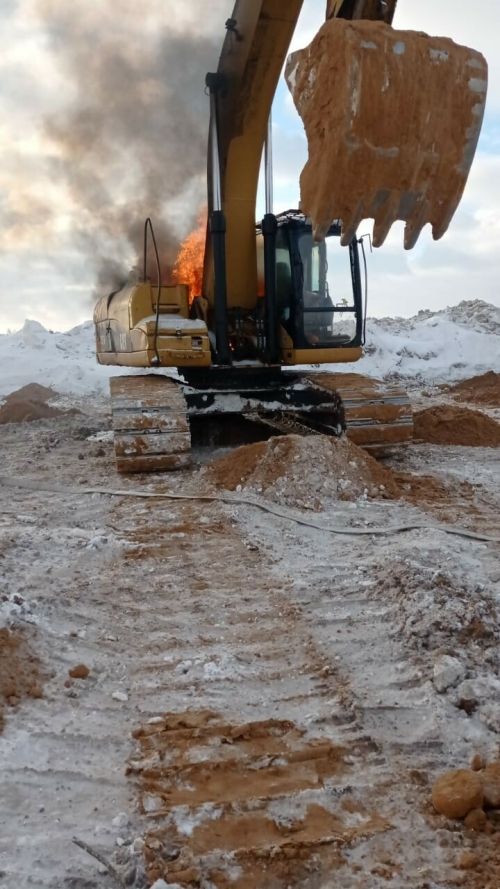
top-left (1, 377), bottom-right (500, 889)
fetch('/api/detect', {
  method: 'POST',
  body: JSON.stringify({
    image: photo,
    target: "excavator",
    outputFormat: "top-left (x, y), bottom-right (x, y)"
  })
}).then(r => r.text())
top-left (93, 0), bottom-right (487, 472)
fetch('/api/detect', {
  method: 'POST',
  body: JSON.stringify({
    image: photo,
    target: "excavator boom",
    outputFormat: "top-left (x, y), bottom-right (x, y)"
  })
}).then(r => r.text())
top-left (203, 0), bottom-right (404, 310)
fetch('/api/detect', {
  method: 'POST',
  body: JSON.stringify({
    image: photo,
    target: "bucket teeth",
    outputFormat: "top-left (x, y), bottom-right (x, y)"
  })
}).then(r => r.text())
top-left (286, 19), bottom-right (488, 249)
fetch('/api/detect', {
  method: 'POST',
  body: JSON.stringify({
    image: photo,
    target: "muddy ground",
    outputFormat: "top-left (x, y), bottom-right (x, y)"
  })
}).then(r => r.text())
top-left (1, 380), bottom-right (500, 888)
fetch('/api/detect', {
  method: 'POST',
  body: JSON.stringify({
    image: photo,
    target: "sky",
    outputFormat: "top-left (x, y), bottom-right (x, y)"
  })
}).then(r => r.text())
top-left (0, 0), bottom-right (498, 332)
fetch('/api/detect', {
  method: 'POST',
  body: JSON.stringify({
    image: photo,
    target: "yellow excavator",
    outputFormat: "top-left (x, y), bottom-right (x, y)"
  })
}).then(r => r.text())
top-left (94, 0), bottom-right (487, 472)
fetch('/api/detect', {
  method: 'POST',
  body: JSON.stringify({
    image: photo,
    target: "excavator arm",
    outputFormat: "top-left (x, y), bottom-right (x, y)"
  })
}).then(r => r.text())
top-left (203, 0), bottom-right (399, 312)
top-left (204, 0), bottom-right (486, 304)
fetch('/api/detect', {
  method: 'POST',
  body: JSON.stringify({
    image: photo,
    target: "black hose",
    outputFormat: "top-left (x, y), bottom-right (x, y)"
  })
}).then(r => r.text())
top-left (143, 218), bottom-right (162, 365)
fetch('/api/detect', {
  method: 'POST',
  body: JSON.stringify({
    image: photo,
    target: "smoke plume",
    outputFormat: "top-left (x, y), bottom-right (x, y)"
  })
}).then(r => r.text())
top-left (10, 0), bottom-right (232, 297)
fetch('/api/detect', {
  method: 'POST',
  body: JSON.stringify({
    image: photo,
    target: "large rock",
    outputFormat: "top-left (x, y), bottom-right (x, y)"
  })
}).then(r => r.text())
top-left (480, 763), bottom-right (500, 808)
top-left (433, 655), bottom-right (465, 693)
top-left (285, 19), bottom-right (487, 249)
top-left (431, 769), bottom-right (483, 819)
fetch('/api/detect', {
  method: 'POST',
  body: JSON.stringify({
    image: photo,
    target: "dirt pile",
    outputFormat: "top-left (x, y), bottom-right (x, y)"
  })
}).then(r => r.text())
top-left (371, 559), bottom-right (499, 663)
top-left (285, 19), bottom-right (486, 247)
top-left (414, 405), bottom-right (500, 447)
top-left (445, 372), bottom-right (500, 407)
top-left (0, 383), bottom-right (76, 425)
top-left (0, 627), bottom-right (44, 732)
top-left (204, 434), bottom-right (399, 510)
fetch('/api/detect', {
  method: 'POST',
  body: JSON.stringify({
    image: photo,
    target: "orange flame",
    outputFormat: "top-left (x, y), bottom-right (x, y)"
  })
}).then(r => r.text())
top-left (173, 210), bottom-right (206, 302)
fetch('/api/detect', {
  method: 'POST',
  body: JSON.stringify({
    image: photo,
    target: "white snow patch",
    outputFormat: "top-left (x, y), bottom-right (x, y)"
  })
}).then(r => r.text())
top-left (171, 803), bottom-right (222, 837)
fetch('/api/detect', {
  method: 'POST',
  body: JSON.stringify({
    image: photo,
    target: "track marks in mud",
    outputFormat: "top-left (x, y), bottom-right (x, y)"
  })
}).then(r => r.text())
top-left (130, 712), bottom-right (390, 888)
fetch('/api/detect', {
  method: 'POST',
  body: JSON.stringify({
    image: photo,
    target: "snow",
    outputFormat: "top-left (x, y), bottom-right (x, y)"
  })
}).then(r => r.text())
top-left (0, 299), bottom-right (498, 400)
top-left (0, 319), bottom-right (121, 399)
top-left (316, 299), bottom-right (500, 383)
top-left (140, 314), bottom-right (207, 331)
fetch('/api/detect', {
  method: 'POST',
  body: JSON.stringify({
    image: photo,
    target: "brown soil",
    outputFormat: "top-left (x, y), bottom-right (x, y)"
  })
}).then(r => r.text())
top-left (414, 405), bottom-right (500, 447)
top-left (0, 383), bottom-right (78, 425)
top-left (444, 372), bottom-right (500, 407)
top-left (393, 471), bottom-right (477, 511)
top-left (203, 434), bottom-right (399, 510)
top-left (130, 711), bottom-right (390, 888)
top-left (0, 627), bottom-right (44, 732)
top-left (206, 441), bottom-right (268, 491)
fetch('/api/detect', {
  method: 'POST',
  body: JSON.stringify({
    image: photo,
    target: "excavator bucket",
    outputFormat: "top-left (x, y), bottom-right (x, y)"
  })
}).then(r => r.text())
top-left (285, 19), bottom-right (488, 249)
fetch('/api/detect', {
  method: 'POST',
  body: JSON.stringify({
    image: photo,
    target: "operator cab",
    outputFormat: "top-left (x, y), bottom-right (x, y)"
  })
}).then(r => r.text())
top-left (256, 210), bottom-right (364, 351)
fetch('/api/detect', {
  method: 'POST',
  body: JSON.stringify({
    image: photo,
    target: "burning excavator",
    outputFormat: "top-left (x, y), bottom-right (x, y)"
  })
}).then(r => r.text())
top-left (94, 0), bottom-right (488, 472)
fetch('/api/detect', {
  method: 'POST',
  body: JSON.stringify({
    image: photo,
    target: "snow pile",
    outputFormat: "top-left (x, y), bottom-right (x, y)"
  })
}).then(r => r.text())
top-left (371, 556), bottom-right (500, 734)
top-left (0, 299), bottom-right (499, 400)
top-left (331, 299), bottom-right (500, 383)
top-left (373, 558), bottom-right (500, 665)
top-left (0, 319), bottom-right (120, 399)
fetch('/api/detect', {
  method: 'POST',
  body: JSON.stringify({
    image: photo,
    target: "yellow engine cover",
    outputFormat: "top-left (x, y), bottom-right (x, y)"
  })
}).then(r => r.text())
top-left (94, 281), bottom-right (211, 368)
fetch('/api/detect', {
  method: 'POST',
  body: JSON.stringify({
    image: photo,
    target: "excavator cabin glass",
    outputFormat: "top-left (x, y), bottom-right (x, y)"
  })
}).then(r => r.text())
top-left (258, 212), bottom-right (363, 352)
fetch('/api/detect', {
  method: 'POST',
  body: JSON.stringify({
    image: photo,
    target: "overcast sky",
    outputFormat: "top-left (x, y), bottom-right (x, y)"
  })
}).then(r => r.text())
top-left (0, 0), bottom-right (498, 332)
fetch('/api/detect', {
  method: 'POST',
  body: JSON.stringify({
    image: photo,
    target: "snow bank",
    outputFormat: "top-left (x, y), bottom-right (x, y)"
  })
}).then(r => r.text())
top-left (0, 319), bottom-right (122, 399)
top-left (325, 299), bottom-right (500, 383)
top-left (0, 300), bottom-right (498, 400)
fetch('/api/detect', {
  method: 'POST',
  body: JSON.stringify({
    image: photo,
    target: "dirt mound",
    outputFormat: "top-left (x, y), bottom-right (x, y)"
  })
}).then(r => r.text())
top-left (445, 372), bottom-right (500, 407)
top-left (414, 405), bottom-right (500, 447)
top-left (204, 434), bottom-right (399, 510)
top-left (0, 627), bottom-right (44, 732)
top-left (0, 382), bottom-right (76, 425)
top-left (7, 383), bottom-right (57, 402)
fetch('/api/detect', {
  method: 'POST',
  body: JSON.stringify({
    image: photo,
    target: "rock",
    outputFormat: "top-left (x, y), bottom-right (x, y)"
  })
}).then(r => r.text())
top-left (431, 769), bottom-right (483, 819)
top-left (459, 852), bottom-right (479, 870)
top-left (433, 655), bottom-right (465, 693)
top-left (471, 753), bottom-right (485, 772)
top-left (455, 679), bottom-right (485, 714)
top-left (464, 808), bottom-right (487, 831)
top-left (121, 863), bottom-right (137, 886)
top-left (150, 881), bottom-right (169, 889)
top-left (480, 762), bottom-right (500, 808)
top-left (480, 704), bottom-right (500, 734)
top-left (112, 691), bottom-right (128, 702)
top-left (112, 812), bottom-right (130, 828)
top-left (69, 664), bottom-right (90, 680)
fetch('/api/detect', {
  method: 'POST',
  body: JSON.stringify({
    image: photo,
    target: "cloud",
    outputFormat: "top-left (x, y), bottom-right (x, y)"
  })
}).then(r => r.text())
top-left (0, 0), bottom-right (498, 332)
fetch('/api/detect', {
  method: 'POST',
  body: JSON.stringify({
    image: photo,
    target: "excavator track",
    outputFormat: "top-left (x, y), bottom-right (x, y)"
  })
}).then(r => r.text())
top-left (109, 375), bottom-right (191, 473)
top-left (109, 372), bottom-right (412, 473)
top-left (309, 373), bottom-right (413, 450)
